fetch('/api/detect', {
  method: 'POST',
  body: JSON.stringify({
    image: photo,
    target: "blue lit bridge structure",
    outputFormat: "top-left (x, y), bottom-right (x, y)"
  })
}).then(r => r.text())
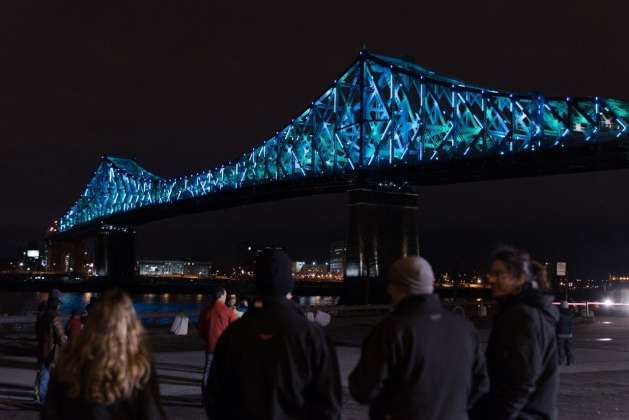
top-left (49, 51), bottom-right (629, 301)
top-left (57, 51), bottom-right (629, 233)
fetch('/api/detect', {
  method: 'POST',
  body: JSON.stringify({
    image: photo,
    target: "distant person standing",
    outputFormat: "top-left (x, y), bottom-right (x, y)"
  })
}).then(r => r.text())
top-left (557, 301), bottom-right (575, 365)
top-left (477, 247), bottom-right (559, 420)
top-left (237, 298), bottom-right (249, 314)
top-left (197, 287), bottom-right (238, 395)
top-left (205, 249), bottom-right (342, 420)
top-left (227, 294), bottom-right (243, 318)
top-left (36, 295), bottom-right (67, 403)
top-left (65, 310), bottom-right (83, 346)
top-left (34, 299), bottom-right (48, 402)
top-left (42, 289), bottom-right (165, 420)
top-left (349, 256), bottom-right (488, 420)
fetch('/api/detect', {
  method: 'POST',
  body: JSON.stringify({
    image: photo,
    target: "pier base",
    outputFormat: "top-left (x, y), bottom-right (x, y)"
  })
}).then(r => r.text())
top-left (344, 188), bottom-right (420, 304)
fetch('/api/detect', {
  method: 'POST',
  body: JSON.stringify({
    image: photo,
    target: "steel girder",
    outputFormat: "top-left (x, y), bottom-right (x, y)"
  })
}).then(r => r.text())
top-left (58, 51), bottom-right (629, 232)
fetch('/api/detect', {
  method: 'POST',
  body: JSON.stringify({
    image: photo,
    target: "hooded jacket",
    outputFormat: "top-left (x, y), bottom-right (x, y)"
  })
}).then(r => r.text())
top-left (36, 304), bottom-right (67, 367)
top-left (484, 285), bottom-right (559, 420)
top-left (349, 294), bottom-right (489, 420)
top-left (205, 297), bottom-right (342, 420)
top-left (556, 308), bottom-right (574, 337)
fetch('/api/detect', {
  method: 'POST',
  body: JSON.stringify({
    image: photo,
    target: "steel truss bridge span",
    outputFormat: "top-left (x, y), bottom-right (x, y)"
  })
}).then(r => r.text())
top-left (56, 51), bottom-right (629, 234)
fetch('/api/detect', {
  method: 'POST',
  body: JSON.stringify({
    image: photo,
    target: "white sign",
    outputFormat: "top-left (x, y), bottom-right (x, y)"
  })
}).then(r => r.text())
top-left (556, 262), bottom-right (567, 276)
top-left (26, 250), bottom-right (39, 258)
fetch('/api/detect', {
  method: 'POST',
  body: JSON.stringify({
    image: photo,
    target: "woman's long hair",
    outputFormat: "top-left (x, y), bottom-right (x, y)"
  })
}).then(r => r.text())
top-left (490, 246), bottom-right (548, 290)
top-left (55, 289), bottom-right (152, 404)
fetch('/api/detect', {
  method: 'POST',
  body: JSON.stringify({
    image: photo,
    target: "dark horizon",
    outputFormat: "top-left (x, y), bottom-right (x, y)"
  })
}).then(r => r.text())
top-left (3, 1), bottom-right (629, 280)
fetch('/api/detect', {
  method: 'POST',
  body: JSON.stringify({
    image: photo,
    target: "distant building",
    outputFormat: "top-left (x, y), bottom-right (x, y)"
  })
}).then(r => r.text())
top-left (236, 243), bottom-right (286, 273)
top-left (292, 261), bottom-right (306, 274)
top-left (236, 242), bottom-right (256, 272)
top-left (609, 274), bottom-right (629, 282)
top-left (16, 240), bottom-right (45, 271)
top-left (329, 241), bottom-right (346, 274)
top-left (138, 260), bottom-right (212, 277)
top-left (299, 262), bottom-right (329, 276)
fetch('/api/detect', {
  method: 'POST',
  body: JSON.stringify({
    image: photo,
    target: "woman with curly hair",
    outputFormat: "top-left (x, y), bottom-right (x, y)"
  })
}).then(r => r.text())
top-left (42, 289), bottom-right (166, 420)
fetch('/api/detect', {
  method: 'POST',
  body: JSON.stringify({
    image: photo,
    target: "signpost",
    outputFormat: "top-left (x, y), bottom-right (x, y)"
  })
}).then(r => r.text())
top-left (557, 262), bottom-right (567, 299)
top-left (556, 262), bottom-right (567, 277)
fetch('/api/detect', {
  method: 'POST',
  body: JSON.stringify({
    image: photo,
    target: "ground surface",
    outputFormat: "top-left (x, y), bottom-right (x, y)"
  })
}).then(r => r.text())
top-left (1, 314), bottom-right (629, 419)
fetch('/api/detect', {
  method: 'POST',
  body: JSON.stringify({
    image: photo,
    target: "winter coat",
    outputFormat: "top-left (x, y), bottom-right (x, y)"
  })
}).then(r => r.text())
top-left (36, 309), bottom-right (67, 367)
top-left (205, 297), bottom-right (342, 420)
top-left (483, 286), bottom-right (559, 420)
top-left (349, 294), bottom-right (489, 420)
top-left (65, 316), bottom-right (83, 345)
top-left (41, 369), bottom-right (166, 420)
top-left (197, 300), bottom-right (238, 353)
top-left (556, 308), bottom-right (574, 337)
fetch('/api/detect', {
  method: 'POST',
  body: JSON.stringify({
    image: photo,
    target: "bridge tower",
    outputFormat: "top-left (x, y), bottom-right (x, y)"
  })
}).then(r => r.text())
top-left (92, 225), bottom-right (136, 281)
top-left (344, 187), bottom-right (420, 304)
top-left (47, 225), bottom-right (135, 282)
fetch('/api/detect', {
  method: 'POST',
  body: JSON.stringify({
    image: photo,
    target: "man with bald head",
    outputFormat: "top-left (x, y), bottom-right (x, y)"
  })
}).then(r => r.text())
top-left (349, 256), bottom-right (489, 420)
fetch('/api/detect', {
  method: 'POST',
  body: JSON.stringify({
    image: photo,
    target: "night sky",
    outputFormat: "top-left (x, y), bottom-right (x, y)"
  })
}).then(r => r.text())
top-left (2, 1), bottom-right (629, 279)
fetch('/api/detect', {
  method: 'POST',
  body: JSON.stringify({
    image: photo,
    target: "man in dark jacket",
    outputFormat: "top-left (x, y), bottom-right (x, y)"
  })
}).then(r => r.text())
top-left (557, 301), bottom-right (574, 365)
top-left (205, 249), bottom-right (342, 420)
top-left (349, 256), bottom-right (489, 420)
top-left (36, 296), bottom-right (67, 403)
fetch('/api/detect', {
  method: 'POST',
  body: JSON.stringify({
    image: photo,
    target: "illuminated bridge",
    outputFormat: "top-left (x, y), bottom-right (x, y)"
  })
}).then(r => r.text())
top-left (49, 51), bottom-right (629, 301)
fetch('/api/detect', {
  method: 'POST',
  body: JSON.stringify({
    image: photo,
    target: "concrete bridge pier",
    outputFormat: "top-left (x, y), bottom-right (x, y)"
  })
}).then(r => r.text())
top-left (93, 225), bottom-right (136, 282)
top-left (46, 225), bottom-right (136, 282)
top-left (344, 188), bottom-right (420, 304)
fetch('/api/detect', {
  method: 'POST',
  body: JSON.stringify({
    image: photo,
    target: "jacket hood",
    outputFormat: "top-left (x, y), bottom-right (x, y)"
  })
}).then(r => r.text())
top-left (498, 284), bottom-right (559, 324)
top-left (255, 249), bottom-right (293, 296)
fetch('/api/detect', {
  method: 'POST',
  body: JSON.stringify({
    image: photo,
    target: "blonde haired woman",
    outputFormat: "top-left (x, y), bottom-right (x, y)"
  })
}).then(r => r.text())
top-left (42, 289), bottom-right (166, 420)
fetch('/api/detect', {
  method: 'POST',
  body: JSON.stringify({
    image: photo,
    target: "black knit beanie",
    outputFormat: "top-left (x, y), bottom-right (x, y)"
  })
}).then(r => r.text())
top-left (255, 249), bottom-right (293, 296)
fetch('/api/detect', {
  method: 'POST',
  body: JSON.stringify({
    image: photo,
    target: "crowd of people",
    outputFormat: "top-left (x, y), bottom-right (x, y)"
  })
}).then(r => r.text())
top-left (33, 245), bottom-right (574, 420)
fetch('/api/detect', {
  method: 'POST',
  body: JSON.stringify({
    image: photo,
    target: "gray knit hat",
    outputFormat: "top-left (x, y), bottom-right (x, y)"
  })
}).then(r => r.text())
top-left (388, 256), bottom-right (435, 295)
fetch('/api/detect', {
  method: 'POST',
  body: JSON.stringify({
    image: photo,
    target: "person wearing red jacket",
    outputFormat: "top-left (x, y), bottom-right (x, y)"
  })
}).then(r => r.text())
top-left (197, 287), bottom-right (238, 395)
top-left (65, 310), bottom-right (83, 346)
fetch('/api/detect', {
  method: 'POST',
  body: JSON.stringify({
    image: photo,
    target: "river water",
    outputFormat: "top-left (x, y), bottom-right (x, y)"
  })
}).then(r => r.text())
top-left (0, 291), bottom-right (338, 323)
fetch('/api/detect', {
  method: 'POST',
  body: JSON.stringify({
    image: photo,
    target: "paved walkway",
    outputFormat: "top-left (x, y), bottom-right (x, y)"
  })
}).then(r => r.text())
top-left (2, 315), bottom-right (629, 419)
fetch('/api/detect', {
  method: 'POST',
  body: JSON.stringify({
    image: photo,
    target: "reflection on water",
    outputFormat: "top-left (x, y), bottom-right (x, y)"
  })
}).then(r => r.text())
top-left (0, 291), bottom-right (214, 321)
top-left (294, 295), bottom-right (339, 306)
top-left (0, 292), bottom-right (337, 322)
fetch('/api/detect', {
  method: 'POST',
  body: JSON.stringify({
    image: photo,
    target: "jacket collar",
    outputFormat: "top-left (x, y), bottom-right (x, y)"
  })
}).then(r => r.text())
top-left (495, 284), bottom-right (558, 322)
top-left (250, 296), bottom-right (303, 315)
top-left (496, 283), bottom-right (546, 309)
top-left (393, 293), bottom-right (441, 313)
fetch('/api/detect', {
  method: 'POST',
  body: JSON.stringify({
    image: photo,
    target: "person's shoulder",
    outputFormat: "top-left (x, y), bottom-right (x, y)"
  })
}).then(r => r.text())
top-left (369, 312), bottom-right (407, 339)
top-left (438, 309), bottom-right (477, 330)
top-left (500, 302), bottom-right (540, 330)
top-left (276, 302), bottom-right (325, 336)
top-left (217, 303), bottom-right (237, 318)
